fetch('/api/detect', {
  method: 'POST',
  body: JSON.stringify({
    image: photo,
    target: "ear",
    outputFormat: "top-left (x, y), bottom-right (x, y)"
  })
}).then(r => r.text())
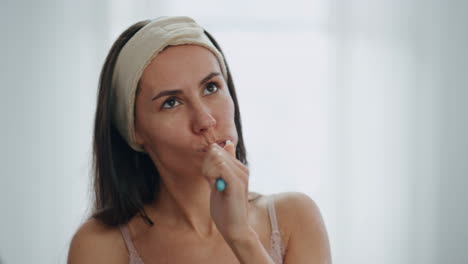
top-left (134, 127), bottom-right (145, 146)
top-left (135, 131), bottom-right (149, 154)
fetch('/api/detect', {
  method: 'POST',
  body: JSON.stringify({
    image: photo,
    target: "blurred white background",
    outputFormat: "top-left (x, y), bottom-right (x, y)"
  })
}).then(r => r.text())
top-left (1, 0), bottom-right (467, 263)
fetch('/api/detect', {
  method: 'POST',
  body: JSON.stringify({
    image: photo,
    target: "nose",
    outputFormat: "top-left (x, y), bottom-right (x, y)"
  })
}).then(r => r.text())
top-left (192, 105), bottom-right (217, 134)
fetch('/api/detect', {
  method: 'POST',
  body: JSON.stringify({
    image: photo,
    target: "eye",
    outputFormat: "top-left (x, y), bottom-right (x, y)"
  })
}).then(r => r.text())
top-left (161, 97), bottom-right (181, 109)
top-left (203, 82), bottom-right (219, 95)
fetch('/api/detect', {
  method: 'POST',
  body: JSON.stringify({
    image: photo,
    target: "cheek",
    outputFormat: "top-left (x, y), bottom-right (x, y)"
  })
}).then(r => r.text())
top-left (215, 95), bottom-right (238, 135)
top-left (215, 91), bottom-right (236, 118)
top-left (144, 115), bottom-right (190, 152)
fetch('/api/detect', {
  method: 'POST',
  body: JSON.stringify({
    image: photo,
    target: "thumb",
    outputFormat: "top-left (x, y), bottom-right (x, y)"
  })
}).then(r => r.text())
top-left (223, 140), bottom-right (236, 158)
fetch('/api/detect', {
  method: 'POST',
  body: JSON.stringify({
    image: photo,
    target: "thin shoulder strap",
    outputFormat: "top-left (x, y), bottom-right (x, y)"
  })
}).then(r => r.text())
top-left (267, 195), bottom-right (281, 235)
top-left (267, 194), bottom-right (285, 263)
top-left (119, 224), bottom-right (144, 263)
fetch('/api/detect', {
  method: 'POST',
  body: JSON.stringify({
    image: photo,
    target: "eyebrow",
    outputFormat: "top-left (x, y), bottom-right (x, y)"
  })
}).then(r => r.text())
top-left (151, 72), bottom-right (221, 101)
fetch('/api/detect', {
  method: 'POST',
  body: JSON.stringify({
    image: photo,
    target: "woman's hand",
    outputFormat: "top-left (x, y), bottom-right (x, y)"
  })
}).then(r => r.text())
top-left (201, 140), bottom-right (251, 242)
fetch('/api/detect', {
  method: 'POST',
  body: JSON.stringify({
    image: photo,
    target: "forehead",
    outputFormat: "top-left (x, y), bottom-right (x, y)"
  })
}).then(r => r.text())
top-left (139, 44), bottom-right (222, 92)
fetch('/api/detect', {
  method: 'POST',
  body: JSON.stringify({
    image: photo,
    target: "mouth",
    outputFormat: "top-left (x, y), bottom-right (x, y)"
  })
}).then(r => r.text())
top-left (217, 140), bottom-right (227, 148)
top-left (200, 139), bottom-right (229, 152)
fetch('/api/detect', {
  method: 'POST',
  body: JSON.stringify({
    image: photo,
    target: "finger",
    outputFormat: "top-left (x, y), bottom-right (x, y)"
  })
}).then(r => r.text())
top-left (223, 140), bottom-right (236, 158)
top-left (220, 141), bottom-right (247, 172)
top-left (204, 148), bottom-right (249, 193)
top-left (202, 146), bottom-right (231, 180)
top-left (204, 160), bottom-right (237, 195)
top-left (208, 142), bottom-right (249, 177)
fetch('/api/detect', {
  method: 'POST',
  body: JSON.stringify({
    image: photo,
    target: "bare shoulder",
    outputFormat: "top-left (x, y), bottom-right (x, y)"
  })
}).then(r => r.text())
top-left (268, 192), bottom-right (321, 241)
top-left (271, 192), bottom-right (332, 263)
top-left (67, 218), bottom-right (128, 264)
top-left (273, 191), bottom-right (323, 220)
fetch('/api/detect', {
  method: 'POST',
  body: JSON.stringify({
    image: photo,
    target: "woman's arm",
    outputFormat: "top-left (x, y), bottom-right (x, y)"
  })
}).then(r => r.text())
top-left (281, 192), bottom-right (332, 264)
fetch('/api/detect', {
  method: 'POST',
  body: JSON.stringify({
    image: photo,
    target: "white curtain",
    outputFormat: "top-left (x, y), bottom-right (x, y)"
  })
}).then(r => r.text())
top-left (1, 0), bottom-right (466, 263)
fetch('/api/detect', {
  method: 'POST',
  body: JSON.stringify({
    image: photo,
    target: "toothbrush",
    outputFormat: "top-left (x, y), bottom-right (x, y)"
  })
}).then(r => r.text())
top-left (215, 177), bottom-right (226, 192)
top-left (204, 130), bottom-right (228, 192)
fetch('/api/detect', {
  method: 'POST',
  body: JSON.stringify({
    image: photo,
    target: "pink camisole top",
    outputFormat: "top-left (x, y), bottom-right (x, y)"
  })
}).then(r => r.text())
top-left (119, 195), bottom-right (286, 264)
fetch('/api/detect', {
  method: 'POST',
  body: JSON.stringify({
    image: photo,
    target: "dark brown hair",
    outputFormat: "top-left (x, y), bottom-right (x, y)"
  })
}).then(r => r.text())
top-left (91, 19), bottom-right (259, 227)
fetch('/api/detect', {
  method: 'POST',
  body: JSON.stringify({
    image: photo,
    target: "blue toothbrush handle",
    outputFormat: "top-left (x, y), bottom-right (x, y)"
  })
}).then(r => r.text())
top-left (215, 178), bottom-right (226, 192)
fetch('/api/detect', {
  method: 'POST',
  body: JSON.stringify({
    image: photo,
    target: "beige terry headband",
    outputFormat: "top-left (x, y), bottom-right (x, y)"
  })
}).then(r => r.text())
top-left (111, 16), bottom-right (228, 153)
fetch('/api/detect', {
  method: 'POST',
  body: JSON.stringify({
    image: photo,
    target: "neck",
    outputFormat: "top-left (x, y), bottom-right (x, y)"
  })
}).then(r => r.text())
top-left (147, 169), bottom-right (218, 240)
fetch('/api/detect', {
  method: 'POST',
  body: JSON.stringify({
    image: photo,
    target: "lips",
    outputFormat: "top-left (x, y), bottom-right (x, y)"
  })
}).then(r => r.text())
top-left (217, 140), bottom-right (226, 148)
top-left (200, 139), bottom-right (228, 152)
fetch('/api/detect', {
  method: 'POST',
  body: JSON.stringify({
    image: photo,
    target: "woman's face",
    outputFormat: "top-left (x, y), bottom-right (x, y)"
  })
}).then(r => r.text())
top-left (134, 44), bottom-right (238, 175)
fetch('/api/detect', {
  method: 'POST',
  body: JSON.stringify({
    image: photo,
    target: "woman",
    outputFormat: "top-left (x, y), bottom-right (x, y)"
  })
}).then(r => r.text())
top-left (68, 16), bottom-right (331, 264)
